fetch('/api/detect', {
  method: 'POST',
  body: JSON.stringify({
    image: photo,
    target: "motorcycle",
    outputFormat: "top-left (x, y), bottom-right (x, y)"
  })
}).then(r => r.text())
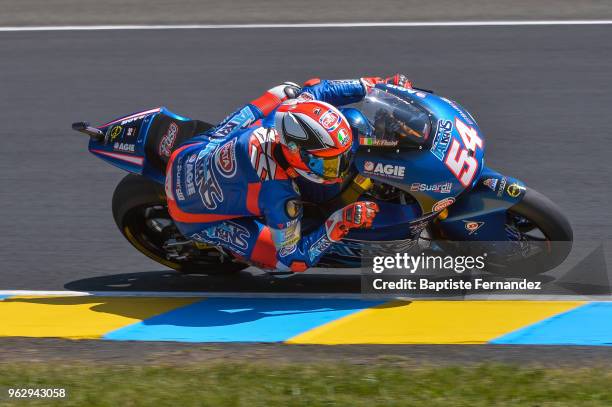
top-left (73, 84), bottom-right (572, 276)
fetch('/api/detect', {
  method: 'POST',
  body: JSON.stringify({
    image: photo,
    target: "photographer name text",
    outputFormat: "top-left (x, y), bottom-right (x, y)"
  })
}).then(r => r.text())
top-left (372, 277), bottom-right (542, 292)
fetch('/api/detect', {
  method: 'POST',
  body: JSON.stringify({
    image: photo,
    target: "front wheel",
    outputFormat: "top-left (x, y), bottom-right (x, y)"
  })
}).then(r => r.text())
top-left (490, 187), bottom-right (573, 275)
top-left (434, 187), bottom-right (573, 276)
top-left (111, 174), bottom-right (248, 274)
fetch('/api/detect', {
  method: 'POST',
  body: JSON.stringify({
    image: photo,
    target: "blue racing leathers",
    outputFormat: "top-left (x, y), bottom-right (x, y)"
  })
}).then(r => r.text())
top-left (164, 79), bottom-right (368, 271)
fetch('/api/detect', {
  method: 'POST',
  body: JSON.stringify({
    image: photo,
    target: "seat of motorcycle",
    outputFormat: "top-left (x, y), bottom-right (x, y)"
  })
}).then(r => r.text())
top-left (145, 113), bottom-right (213, 173)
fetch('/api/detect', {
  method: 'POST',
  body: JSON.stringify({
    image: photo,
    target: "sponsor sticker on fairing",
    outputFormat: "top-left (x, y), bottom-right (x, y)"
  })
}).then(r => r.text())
top-left (464, 220), bottom-right (484, 235)
top-left (121, 113), bottom-right (150, 126)
top-left (387, 84), bottom-right (427, 98)
top-left (125, 126), bottom-right (137, 138)
top-left (159, 122), bottom-right (179, 158)
top-left (360, 137), bottom-right (398, 147)
top-left (483, 178), bottom-right (498, 191)
top-left (363, 161), bottom-right (406, 180)
top-left (506, 183), bottom-right (524, 198)
top-left (440, 97), bottom-right (475, 125)
top-left (109, 125), bottom-right (123, 141)
top-left (410, 182), bottom-right (453, 194)
top-left (430, 120), bottom-right (452, 161)
top-left (497, 177), bottom-right (508, 197)
top-left (113, 142), bottom-right (135, 153)
top-left (432, 197), bottom-right (455, 212)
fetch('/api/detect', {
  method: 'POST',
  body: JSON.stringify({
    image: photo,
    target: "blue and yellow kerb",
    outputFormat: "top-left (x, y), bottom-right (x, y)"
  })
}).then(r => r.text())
top-left (0, 295), bottom-right (610, 345)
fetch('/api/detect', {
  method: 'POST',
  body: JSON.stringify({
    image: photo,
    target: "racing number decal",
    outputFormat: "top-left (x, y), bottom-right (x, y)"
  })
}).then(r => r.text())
top-left (444, 118), bottom-right (483, 187)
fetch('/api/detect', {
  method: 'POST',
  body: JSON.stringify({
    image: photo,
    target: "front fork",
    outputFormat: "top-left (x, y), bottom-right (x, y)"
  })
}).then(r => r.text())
top-left (434, 167), bottom-right (526, 241)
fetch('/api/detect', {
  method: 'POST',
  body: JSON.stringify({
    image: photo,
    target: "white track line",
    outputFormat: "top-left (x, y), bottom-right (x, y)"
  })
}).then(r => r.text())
top-left (0, 290), bottom-right (378, 299)
top-left (1, 290), bottom-right (611, 301)
top-left (0, 20), bottom-right (612, 32)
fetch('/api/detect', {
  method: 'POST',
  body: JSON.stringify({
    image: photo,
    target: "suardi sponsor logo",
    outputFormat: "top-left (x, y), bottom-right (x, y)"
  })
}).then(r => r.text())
top-left (410, 182), bottom-right (452, 194)
top-left (363, 161), bottom-right (406, 179)
top-left (174, 159), bottom-right (185, 201)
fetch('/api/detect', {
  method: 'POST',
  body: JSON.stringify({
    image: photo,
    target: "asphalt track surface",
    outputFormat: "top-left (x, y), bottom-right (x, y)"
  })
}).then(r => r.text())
top-left (4, 0), bottom-right (612, 26)
top-left (1, 24), bottom-right (612, 292)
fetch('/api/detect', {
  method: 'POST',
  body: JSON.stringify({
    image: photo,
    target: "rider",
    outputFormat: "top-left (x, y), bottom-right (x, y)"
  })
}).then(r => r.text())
top-left (165, 74), bottom-right (412, 271)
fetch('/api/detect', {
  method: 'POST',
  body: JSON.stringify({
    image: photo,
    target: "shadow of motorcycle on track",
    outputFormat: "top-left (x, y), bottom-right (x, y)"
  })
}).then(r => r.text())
top-left (64, 269), bottom-right (363, 294)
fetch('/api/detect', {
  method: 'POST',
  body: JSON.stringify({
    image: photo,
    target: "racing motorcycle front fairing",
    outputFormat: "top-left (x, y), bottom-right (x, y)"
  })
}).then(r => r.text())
top-left (434, 166), bottom-right (527, 241)
top-left (351, 84), bottom-right (527, 242)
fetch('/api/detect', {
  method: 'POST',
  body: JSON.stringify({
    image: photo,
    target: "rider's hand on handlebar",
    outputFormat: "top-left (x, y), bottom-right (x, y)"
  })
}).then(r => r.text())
top-left (361, 74), bottom-right (412, 91)
top-left (384, 74), bottom-right (412, 88)
top-left (325, 201), bottom-right (379, 242)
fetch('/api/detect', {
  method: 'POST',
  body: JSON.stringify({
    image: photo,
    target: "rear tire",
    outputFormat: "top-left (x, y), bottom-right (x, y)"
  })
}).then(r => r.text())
top-left (112, 174), bottom-right (248, 274)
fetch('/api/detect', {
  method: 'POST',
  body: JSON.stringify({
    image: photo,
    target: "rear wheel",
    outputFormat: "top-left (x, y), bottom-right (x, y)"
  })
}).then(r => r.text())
top-left (112, 174), bottom-right (248, 274)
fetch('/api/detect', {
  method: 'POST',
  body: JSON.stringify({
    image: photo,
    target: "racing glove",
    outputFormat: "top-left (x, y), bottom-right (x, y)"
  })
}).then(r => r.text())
top-left (325, 201), bottom-right (379, 242)
top-left (360, 76), bottom-right (384, 90)
top-left (384, 73), bottom-right (413, 88)
top-left (360, 74), bottom-right (412, 92)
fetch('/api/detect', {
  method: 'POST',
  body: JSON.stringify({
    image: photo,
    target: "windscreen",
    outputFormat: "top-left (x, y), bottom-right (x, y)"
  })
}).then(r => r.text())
top-left (360, 88), bottom-right (431, 147)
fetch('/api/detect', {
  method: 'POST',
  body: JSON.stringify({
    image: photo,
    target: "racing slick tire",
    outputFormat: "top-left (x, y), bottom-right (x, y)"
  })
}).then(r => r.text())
top-left (112, 174), bottom-right (248, 275)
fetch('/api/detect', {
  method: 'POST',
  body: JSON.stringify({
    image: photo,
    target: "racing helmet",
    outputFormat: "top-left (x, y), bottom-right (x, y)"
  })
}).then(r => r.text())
top-left (275, 100), bottom-right (353, 184)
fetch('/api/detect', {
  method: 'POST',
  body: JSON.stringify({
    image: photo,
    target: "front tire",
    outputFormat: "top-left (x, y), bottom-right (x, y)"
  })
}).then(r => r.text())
top-left (489, 187), bottom-right (573, 275)
top-left (433, 187), bottom-right (573, 276)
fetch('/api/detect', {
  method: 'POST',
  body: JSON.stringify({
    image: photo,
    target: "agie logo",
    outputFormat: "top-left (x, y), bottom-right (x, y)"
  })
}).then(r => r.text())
top-left (363, 161), bottom-right (405, 179)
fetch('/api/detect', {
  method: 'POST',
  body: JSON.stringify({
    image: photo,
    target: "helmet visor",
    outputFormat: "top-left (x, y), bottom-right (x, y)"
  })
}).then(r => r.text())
top-left (301, 149), bottom-right (353, 180)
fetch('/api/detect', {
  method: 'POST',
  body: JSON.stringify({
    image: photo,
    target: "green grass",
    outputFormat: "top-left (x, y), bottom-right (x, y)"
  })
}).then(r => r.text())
top-left (1, 363), bottom-right (612, 406)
